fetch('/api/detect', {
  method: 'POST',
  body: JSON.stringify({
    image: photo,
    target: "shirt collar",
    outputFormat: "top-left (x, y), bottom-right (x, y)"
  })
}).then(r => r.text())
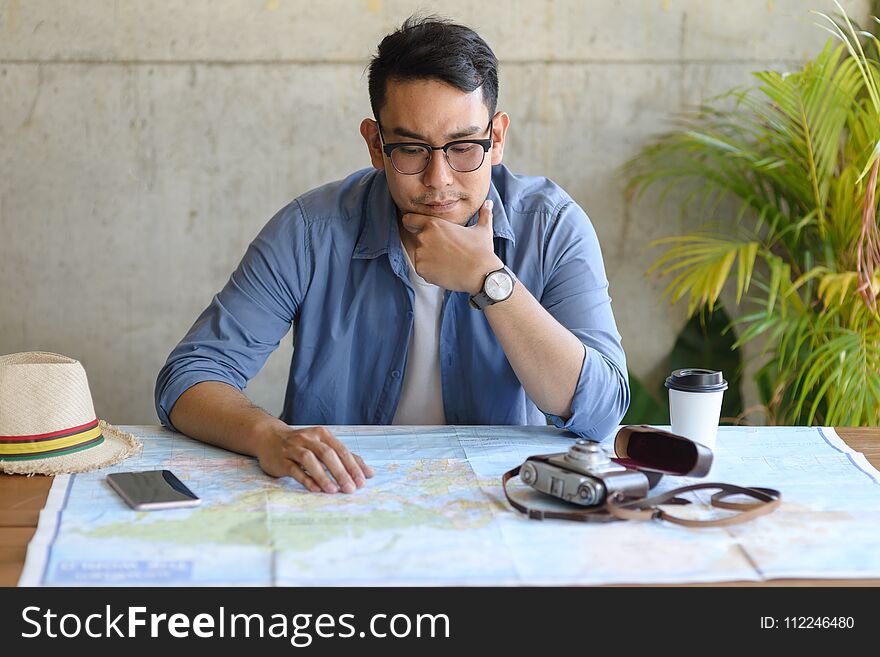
top-left (353, 169), bottom-right (516, 260)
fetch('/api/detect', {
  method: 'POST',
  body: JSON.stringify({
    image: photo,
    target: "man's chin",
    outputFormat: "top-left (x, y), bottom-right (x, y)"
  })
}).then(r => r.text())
top-left (435, 213), bottom-right (472, 226)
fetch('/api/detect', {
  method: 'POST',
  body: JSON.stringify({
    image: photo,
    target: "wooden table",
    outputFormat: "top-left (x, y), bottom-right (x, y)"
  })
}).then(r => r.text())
top-left (2, 427), bottom-right (878, 587)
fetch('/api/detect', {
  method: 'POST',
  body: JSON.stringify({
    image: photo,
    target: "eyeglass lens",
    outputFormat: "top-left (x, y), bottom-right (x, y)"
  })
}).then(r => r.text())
top-left (391, 143), bottom-right (486, 174)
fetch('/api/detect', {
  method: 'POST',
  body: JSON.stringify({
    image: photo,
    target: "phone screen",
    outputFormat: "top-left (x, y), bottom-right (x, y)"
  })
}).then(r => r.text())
top-left (106, 470), bottom-right (201, 510)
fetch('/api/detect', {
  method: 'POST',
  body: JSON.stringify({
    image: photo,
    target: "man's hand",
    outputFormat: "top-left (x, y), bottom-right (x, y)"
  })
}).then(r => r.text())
top-left (401, 200), bottom-right (503, 293)
top-left (256, 425), bottom-right (374, 494)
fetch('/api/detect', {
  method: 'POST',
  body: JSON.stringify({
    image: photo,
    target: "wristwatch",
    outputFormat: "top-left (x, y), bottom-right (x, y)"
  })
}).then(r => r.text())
top-left (469, 264), bottom-right (517, 310)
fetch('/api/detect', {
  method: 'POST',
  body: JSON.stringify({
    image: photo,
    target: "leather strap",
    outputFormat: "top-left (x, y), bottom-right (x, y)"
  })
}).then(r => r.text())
top-left (606, 483), bottom-right (781, 527)
top-left (502, 466), bottom-right (781, 527)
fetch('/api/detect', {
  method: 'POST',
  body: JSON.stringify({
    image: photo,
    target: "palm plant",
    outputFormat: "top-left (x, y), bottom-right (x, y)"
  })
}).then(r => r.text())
top-left (625, 4), bottom-right (880, 426)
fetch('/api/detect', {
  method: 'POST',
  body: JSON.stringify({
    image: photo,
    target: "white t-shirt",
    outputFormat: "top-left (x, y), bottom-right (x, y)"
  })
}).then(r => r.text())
top-left (392, 241), bottom-right (447, 425)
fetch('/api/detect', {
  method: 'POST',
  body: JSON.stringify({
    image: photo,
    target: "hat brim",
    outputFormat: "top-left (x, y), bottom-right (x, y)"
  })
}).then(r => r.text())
top-left (0, 420), bottom-right (142, 476)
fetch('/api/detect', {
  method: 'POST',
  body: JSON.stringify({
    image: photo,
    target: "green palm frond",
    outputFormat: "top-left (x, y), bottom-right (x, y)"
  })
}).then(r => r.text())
top-left (793, 323), bottom-right (880, 425)
top-left (818, 270), bottom-right (860, 305)
top-left (647, 235), bottom-right (762, 315)
top-left (813, 5), bottom-right (880, 181)
top-left (749, 42), bottom-right (861, 226)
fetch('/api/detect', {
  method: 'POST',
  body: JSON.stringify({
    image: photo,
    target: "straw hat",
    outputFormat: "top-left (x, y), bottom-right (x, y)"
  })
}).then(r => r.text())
top-left (0, 351), bottom-right (141, 476)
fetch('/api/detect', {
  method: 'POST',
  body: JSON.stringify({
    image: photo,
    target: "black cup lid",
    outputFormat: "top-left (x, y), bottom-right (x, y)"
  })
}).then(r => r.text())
top-left (664, 368), bottom-right (728, 393)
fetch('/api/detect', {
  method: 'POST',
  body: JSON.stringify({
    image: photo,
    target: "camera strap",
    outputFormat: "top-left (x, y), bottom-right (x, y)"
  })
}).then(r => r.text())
top-left (502, 466), bottom-right (781, 527)
top-left (605, 483), bottom-right (781, 527)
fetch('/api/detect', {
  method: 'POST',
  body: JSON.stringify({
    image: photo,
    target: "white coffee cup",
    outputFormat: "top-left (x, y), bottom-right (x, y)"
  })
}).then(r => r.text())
top-left (665, 369), bottom-right (728, 451)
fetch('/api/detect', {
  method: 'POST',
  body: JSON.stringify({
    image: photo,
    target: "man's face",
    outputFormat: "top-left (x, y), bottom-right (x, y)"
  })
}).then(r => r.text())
top-left (360, 78), bottom-right (509, 226)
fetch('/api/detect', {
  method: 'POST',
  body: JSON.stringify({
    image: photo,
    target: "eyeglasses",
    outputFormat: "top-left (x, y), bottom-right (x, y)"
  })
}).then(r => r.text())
top-left (377, 119), bottom-right (493, 175)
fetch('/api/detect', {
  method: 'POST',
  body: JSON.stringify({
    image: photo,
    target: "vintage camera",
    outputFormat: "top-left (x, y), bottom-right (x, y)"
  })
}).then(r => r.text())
top-left (519, 426), bottom-right (713, 508)
top-left (520, 440), bottom-right (650, 507)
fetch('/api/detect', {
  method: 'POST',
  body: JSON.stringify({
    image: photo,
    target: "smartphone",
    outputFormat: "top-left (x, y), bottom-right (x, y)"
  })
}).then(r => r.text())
top-left (106, 470), bottom-right (201, 511)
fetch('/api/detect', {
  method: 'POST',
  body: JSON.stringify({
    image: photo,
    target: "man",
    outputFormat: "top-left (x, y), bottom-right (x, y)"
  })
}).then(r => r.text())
top-left (155, 16), bottom-right (629, 495)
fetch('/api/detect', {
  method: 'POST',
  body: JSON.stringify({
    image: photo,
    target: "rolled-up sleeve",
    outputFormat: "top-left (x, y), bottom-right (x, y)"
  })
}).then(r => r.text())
top-left (539, 201), bottom-right (630, 440)
top-left (154, 202), bottom-right (310, 430)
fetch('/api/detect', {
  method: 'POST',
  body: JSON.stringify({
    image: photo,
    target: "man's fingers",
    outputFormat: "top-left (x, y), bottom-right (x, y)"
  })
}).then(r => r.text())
top-left (288, 461), bottom-right (322, 493)
top-left (312, 442), bottom-right (358, 494)
top-left (476, 199), bottom-right (493, 227)
top-left (320, 433), bottom-right (368, 486)
top-left (280, 428), bottom-right (373, 493)
top-left (291, 448), bottom-right (340, 494)
top-left (353, 453), bottom-right (375, 478)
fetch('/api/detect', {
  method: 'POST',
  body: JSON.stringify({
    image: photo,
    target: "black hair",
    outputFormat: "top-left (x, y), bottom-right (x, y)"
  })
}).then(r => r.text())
top-left (367, 15), bottom-right (499, 122)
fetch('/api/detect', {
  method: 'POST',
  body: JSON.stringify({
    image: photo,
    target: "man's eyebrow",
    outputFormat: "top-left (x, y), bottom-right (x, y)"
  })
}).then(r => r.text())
top-left (390, 125), bottom-right (484, 141)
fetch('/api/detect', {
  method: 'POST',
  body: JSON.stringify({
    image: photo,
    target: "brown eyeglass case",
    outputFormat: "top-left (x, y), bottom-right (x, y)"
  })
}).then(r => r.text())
top-left (610, 424), bottom-right (714, 482)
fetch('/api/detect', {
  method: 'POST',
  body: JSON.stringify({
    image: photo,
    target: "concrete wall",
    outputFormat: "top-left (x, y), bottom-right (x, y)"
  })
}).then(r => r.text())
top-left (1, 0), bottom-right (871, 424)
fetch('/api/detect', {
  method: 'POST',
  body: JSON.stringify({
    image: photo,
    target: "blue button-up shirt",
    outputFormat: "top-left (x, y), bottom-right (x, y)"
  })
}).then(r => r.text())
top-left (155, 165), bottom-right (629, 439)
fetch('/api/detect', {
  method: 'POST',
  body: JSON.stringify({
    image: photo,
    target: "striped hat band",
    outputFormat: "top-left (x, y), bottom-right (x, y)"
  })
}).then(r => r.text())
top-left (0, 417), bottom-right (105, 461)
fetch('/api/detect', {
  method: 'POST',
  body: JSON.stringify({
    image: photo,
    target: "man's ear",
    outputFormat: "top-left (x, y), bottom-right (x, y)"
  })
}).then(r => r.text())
top-left (360, 118), bottom-right (385, 170)
top-left (490, 112), bottom-right (510, 166)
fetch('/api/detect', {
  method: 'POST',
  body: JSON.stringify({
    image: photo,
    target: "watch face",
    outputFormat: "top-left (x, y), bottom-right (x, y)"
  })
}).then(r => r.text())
top-left (485, 271), bottom-right (514, 301)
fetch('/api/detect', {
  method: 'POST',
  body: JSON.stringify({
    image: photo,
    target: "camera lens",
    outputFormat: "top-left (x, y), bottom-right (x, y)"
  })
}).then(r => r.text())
top-left (566, 440), bottom-right (609, 467)
top-left (577, 480), bottom-right (604, 506)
